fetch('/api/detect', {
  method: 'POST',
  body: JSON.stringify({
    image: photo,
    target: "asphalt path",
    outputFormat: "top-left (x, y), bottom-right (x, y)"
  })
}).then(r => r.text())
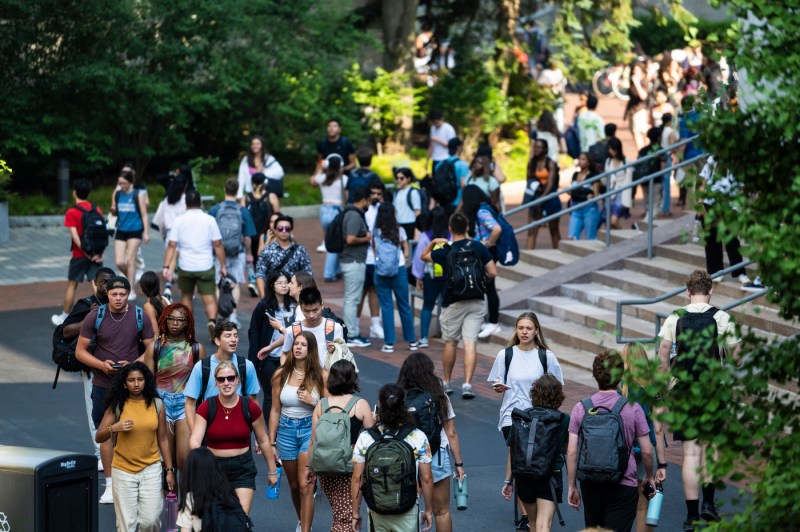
top-left (0, 304), bottom-right (746, 531)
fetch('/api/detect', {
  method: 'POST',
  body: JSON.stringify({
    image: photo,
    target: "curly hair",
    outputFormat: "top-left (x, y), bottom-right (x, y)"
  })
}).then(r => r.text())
top-left (277, 331), bottom-right (325, 399)
top-left (104, 361), bottom-right (159, 413)
top-left (377, 383), bottom-right (414, 432)
top-left (157, 302), bottom-right (196, 344)
top-left (507, 311), bottom-right (549, 350)
top-left (530, 374), bottom-right (564, 409)
top-left (593, 350), bottom-right (624, 390)
top-left (375, 203), bottom-right (401, 246)
top-left (397, 353), bottom-right (448, 424)
top-left (686, 269), bottom-right (712, 296)
top-left (179, 448), bottom-right (241, 517)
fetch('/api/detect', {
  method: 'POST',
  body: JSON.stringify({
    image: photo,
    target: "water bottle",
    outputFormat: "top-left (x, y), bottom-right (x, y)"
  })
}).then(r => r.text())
top-left (266, 465), bottom-right (282, 499)
top-left (645, 482), bottom-right (663, 527)
top-left (453, 475), bottom-right (468, 511)
top-left (669, 341), bottom-right (677, 362)
top-left (164, 492), bottom-right (179, 532)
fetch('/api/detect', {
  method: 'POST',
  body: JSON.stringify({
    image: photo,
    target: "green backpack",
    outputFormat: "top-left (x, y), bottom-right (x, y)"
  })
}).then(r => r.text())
top-left (362, 426), bottom-right (417, 515)
top-left (308, 396), bottom-right (360, 476)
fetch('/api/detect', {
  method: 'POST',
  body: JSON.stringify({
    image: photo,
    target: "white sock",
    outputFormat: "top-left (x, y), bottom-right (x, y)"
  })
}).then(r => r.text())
top-left (60, 311), bottom-right (68, 319)
top-left (371, 317), bottom-right (381, 328)
top-left (106, 477), bottom-right (113, 489)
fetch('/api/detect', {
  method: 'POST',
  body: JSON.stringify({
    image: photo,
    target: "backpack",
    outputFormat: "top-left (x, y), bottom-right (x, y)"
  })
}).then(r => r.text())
top-left (444, 240), bottom-right (487, 303)
top-left (633, 147), bottom-right (662, 182)
top-left (347, 168), bottom-right (377, 203)
top-left (217, 275), bottom-right (237, 318)
top-left (321, 307), bottom-right (349, 346)
top-left (564, 126), bottom-right (581, 158)
top-left (200, 501), bottom-right (254, 531)
top-left (308, 396), bottom-right (360, 475)
top-left (405, 186), bottom-right (430, 216)
top-left (215, 201), bottom-right (244, 257)
top-left (246, 193), bottom-right (272, 236)
top-left (75, 204), bottom-right (109, 256)
top-left (576, 396), bottom-right (630, 483)
top-left (479, 203), bottom-right (519, 266)
top-left (152, 338), bottom-right (200, 370)
top-left (373, 234), bottom-right (400, 277)
top-left (673, 306), bottom-right (721, 378)
top-left (405, 388), bottom-right (442, 452)
top-left (588, 141), bottom-right (608, 174)
top-left (51, 296), bottom-right (96, 388)
top-left (362, 426), bottom-right (418, 515)
top-left (324, 206), bottom-right (364, 254)
top-left (510, 407), bottom-right (564, 478)
top-left (198, 355), bottom-right (248, 403)
top-left (503, 346), bottom-right (547, 385)
top-left (205, 395), bottom-right (254, 432)
top-left (431, 159), bottom-right (459, 204)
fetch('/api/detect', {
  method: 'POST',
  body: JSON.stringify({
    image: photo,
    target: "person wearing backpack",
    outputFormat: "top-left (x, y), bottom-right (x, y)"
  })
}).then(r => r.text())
top-left (52, 179), bottom-right (107, 326)
top-left (425, 110), bottom-right (456, 172)
top-left (633, 128), bottom-right (667, 218)
top-left (338, 187), bottom-right (374, 347)
top-left (280, 287), bottom-right (344, 368)
top-left (244, 173), bottom-right (273, 296)
top-left (305, 360), bottom-right (374, 532)
top-left (398, 353), bottom-right (466, 532)
top-left (422, 212), bottom-right (497, 399)
top-left (111, 169), bottom-right (149, 300)
top-left (209, 178), bottom-right (258, 327)
top-left (656, 270), bottom-right (740, 530)
top-left (177, 447), bottom-right (254, 531)
top-left (392, 167), bottom-right (423, 238)
top-left (431, 138), bottom-right (470, 217)
top-left (152, 174), bottom-right (189, 300)
top-left (411, 207), bottom-right (450, 347)
top-left (567, 153), bottom-right (601, 241)
top-left (566, 351), bottom-right (655, 532)
top-left (346, 146), bottom-right (379, 205)
top-left (503, 374), bottom-right (570, 532)
top-left (310, 154), bottom-right (347, 282)
top-left (461, 155), bottom-right (501, 212)
top-left (351, 383), bottom-right (435, 532)
top-left (372, 203), bottom-right (418, 352)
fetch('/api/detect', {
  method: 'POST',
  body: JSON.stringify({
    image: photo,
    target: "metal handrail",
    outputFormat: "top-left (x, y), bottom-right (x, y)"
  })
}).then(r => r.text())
top-left (614, 260), bottom-right (764, 344)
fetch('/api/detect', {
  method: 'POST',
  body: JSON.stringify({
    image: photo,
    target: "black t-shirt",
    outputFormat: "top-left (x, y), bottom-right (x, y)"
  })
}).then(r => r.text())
top-left (317, 136), bottom-right (355, 165)
top-left (430, 239), bottom-right (493, 307)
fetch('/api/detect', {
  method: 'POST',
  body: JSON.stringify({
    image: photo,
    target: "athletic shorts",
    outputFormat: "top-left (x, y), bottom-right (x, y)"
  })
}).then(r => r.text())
top-left (440, 299), bottom-right (484, 342)
top-left (363, 264), bottom-right (375, 290)
top-left (115, 229), bottom-right (143, 241)
top-left (177, 267), bottom-right (216, 296)
top-left (515, 470), bottom-right (564, 504)
top-left (216, 451), bottom-right (257, 490)
top-left (68, 257), bottom-right (102, 282)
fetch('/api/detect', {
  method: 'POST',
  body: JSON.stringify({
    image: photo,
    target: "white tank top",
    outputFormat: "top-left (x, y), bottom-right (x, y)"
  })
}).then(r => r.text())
top-left (280, 382), bottom-right (317, 419)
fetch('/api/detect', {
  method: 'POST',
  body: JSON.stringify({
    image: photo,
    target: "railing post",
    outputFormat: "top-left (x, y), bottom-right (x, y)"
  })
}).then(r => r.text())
top-left (647, 173), bottom-right (655, 259)
top-left (605, 173), bottom-right (612, 247)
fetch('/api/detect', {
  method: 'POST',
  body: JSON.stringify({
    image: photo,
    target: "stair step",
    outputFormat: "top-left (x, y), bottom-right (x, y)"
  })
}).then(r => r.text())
top-left (518, 248), bottom-right (580, 269)
top-left (558, 239), bottom-right (607, 257)
top-left (496, 260), bottom-right (550, 282)
top-left (528, 296), bottom-right (655, 338)
top-left (653, 243), bottom-right (760, 279)
top-left (596, 228), bottom-right (644, 244)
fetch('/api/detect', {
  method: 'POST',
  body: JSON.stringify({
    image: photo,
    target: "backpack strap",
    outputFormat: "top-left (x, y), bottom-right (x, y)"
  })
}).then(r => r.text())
top-left (241, 396), bottom-right (253, 433)
top-left (581, 397), bottom-right (595, 415)
top-left (206, 396), bottom-right (217, 427)
top-left (503, 347), bottom-right (514, 385)
top-left (324, 319), bottom-right (335, 342)
top-left (321, 397), bottom-right (330, 413)
top-left (292, 322), bottom-right (303, 339)
top-left (236, 354), bottom-right (248, 395)
top-left (94, 304), bottom-right (107, 333)
top-left (191, 342), bottom-right (200, 365)
top-left (525, 416), bottom-right (539, 469)
top-left (549, 477), bottom-right (566, 527)
top-left (199, 357), bottom-right (211, 403)
top-left (611, 396), bottom-right (628, 416)
top-left (367, 426), bottom-right (383, 441)
top-left (396, 425), bottom-right (414, 441)
top-left (153, 338), bottom-right (163, 369)
top-left (342, 395), bottom-right (360, 415)
top-left (135, 306), bottom-right (144, 334)
top-left (538, 346), bottom-right (548, 375)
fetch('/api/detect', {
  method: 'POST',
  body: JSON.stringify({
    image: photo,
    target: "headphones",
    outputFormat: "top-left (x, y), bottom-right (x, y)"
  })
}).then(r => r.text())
top-left (322, 153), bottom-right (344, 169)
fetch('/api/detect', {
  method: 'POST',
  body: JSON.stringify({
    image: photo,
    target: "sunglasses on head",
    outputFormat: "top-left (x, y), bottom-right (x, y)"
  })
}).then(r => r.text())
top-left (275, 226), bottom-right (292, 233)
top-left (215, 375), bottom-right (237, 383)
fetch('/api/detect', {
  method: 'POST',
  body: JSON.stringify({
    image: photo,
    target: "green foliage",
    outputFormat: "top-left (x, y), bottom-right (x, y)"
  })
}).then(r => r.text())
top-left (0, 157), bottom-right (12, 203)
top-left (631, 14), bottom-right (735, 57)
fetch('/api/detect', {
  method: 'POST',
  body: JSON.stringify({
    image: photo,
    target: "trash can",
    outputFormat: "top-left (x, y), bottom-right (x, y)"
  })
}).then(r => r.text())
top-left (0, 445), bottom-right (98, 532)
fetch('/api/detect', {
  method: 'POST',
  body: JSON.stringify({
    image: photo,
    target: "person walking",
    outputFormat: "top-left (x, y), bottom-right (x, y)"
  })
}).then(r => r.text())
top-left (567, 153), bottom-right (601, 241)
top-left (316, 118), bottom-right (356, 175)
top-left (392, 167), bottom-right (423, 239)
top-left (524, 138), bottom-right (561, 250)
top-left (237, 135), bottom-right (284, 213)
top-left (425, 110), bottom-right (457, 171)
top-left (255, 213), bottom-right (313, 298)
top-left (152, 174), bottom-right (188, 299)
top-left (310, 154), bottom-right (347, 282)
top-left (112, 169), bottom-right (149, 297)
top-left (606, 138), bottom-right (633, 230)
top-left (411, 207), bottom-right (450, 348)
top-left (340, 188), bottom-right (373, 347)
top-left (139, 271), bottom-right (168, 330)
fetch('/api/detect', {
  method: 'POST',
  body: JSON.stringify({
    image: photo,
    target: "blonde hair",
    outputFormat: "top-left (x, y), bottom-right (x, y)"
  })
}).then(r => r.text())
top-left (507, 311), bottom-right (549, 350)
top-left (620, 342), bottom-right (648, 396)
top-left (214, 360), bottom-right (239, 379)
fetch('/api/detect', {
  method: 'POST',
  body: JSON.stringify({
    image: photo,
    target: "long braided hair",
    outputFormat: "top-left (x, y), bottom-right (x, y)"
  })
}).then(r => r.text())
top-left (157, 302), bottom-right (196, 344)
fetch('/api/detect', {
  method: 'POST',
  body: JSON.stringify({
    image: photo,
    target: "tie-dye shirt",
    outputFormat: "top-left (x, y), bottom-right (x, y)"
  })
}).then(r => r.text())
top-left (156, 339), bottom-right (195, 393)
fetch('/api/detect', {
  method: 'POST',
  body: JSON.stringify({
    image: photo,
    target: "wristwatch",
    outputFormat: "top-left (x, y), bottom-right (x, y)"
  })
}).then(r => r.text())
top-left (657, 463), bottom-right (668, 470)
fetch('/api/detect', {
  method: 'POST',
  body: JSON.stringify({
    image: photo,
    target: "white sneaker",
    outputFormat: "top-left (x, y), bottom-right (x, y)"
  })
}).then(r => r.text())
top-left (737, 274), bottom-right (751, 284)
top-left (478, 323), bottom-right (501, 339)
top-left (370, 324), bottom-right (385, 339)
top-left (51, 313), bottom-right (65, 326)
top-left (295, 521), bottom-right (302, 532)
top-left (134, 269), bottom-right (143, 285)
top-left (99, 485), bottom-right (114, 504)
top-left (316, 243), bottom-right (326, 253)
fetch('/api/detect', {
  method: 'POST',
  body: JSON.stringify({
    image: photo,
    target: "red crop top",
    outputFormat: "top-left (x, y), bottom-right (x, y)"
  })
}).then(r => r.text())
top-left (196, 396), bottom-right (262, 450)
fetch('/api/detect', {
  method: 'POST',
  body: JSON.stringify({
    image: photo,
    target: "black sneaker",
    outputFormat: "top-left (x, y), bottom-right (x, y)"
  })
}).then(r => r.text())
top-left (515, 514), bottom-right (529, 530)
top-left (682, 517), bottom-right (696, 531)
top-left (700, 501), bottom-right (721, 522)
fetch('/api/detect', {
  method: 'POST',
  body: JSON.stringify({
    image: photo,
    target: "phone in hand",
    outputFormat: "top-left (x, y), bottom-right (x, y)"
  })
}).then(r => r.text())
top-left (492, 381), bottom-right (510, 391)
top-left (111, 362), bottom-right (124, 369)
top-left (643, 481), bottom-right (656, 500)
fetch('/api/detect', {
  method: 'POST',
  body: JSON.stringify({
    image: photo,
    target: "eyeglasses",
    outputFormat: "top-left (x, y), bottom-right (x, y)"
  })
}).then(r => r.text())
top-left (166, 316), bottom-right (188, 323)
top-left (215, 375), bottom-right (237, 383)
top-left (275, 226), bottom-right (292, 233)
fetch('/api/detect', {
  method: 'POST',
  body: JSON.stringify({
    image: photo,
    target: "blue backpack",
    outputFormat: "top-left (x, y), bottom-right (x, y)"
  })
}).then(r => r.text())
top-left (373, 233), bottom-right (400, 277)
top-left (564, 126), bottom-right (581, 159)
top-left (480, 203), bottom-right (519, 266)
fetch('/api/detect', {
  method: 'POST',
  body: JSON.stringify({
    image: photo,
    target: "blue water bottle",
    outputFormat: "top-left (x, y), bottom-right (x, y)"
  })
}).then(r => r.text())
top-left (645, 482), bottom-right (663, 527)
top-left (266, 464), bottom-right (282, 499)
top-left (453, 475), bottom-right (468, 511)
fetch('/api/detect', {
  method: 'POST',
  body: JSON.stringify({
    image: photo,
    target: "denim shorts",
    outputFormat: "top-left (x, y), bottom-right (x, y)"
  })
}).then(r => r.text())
top-left (276, 415), bottom-right (313, 461)
top-left (431, 448), bottom-right (452, 484)
top-left (157, 389), bottom-right (186, 423)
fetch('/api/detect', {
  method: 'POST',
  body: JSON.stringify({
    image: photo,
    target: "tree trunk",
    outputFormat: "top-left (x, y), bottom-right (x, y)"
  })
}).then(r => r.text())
top-left (381, 0), bottom-right (417, 151)
top-left (497, 0), bottom-right (521, 97)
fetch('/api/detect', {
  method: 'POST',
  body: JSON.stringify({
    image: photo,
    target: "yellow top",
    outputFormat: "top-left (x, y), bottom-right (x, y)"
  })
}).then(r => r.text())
top-left (112, 398), bottom-right (161, 474)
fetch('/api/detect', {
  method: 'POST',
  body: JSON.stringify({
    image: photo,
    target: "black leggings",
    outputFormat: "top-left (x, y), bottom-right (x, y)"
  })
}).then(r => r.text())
top-left (485, 277), bottom-right (499, 324)
top-left (257, 357), bottom-right (281, 425)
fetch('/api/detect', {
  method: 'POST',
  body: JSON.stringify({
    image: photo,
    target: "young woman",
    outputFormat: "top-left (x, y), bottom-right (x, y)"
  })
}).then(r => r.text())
top-left (501, 375), bottom-right (569, 532)
top-left (306, 360), bottom-right (374, 532)
top-left (310, 154), bottom-right (347, 282)
top-left (95, 362), bottom-right (174, 532)
top-left (606, 137), bottom-right (634, 229)
top-left (177, 447), bottom-right (252, 532)
top-left (267, 332), bottom-right (329, 532)
top-left (461, 185), bottom-right (503, 339)
top-left (411, 206), bottom-right (450, 347)
top-left (621, 343), bottom-right (668, 532)
top-left (139, 271), bottom-right (169, 330)
top-left (487, 312), bottom-right (565, 530)
top-left (392, 167), bottom-right (422, 239)
top-left (462, 155), bottom-right (501, 211)
top-left (567, 153), bottom-right (601, 241)
top-left (189, 361), bottom-right (272, 514)
top-left (112, 169), bottom-right (149, 293)
top-left (625, 62), bottom-right (651, 151)
top-left (245, 173), bottom-right (273, 291)
top-left (525, 139), bottom-right (561, 250)
top-left (256, 212), bottom-right (280, 255)
top-left (152, 174), bottom-right (188, 299)
top-left (289, 271), bottom-right (317, 322)
top-left (397, 353), bottom-right (465, 532)
top-left (351, 384), bottom-right (434, 531)
top-left (372, 203), bottom-right (417, 353)
top-left (532, 110), bottom-right (566, 163)
top-left (144, 302), bottom-right (204, 471)
top-left (237, 135), bottom-right (284, 212)
top-left (659, 112), bottom-right (679, 217)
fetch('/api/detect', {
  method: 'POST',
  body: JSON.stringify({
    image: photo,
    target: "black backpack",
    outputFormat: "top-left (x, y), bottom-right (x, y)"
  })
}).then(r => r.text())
top-left (76, 204), bottom-right (109, 256)
top-left (205, 396), bottom-right (254, 431)
top-left (510, 407), bottom-right (564, 478)
top-left (362, 426), bottom-right (418, 515)
top-left (503, 346), bottom-right (547, 384)
top-left (431, 159), bottom-right (459, 204)
top-left (246, 193), bottom-right (273, 236)
top-left (405, 388), bottom-right (442, 452)
top-left (633, 146), bottom-right (662, 181)
top-left (324, 206), bottom-right (364, 254)
top-left (576, 396), bottom-right (630, 483)
top-left (200, 501), bottom-right (254, 531)
top-left (444, 240), bottom-right (487, 303)
top-left (673, 306), bottom-right (722, 378)
top-left (405, 186), bottom-right (430, 216)
top-left (198, 355), bottom-right (248, 403)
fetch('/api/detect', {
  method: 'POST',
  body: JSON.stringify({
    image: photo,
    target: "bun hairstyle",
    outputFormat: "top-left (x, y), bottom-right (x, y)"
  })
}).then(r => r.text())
top-left (377, 383), bottom-right (413, 431)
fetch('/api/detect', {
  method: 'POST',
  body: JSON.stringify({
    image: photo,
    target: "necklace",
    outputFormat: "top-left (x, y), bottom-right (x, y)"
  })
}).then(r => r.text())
top-left (293, 368), bottom-right (306, 379)
top-left (108, 307), bottom-right (129, 322)
top-left (220, 400), bottom-right (237, 420)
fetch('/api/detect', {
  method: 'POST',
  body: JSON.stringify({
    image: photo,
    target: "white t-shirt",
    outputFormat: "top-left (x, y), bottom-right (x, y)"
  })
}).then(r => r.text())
top-left (175, 493), bottom-right (202, 531)
top-left (365, 203), bottom-right (379, 265)
top-left (438, 396), bottom-right (456, 449)
top-left (168, 209), bottom-right (223, 272)
top-left (429, 122), bottom-right (456, 161)
top-left (487, 346), bottom-right (564, 431)
top-left (393, 187), bottom-right (422, 224)
top-left (281, 318), bottom-right (344, 368)
top-left (577, 111), bottom-right (605, 153)
top-left (314, 173), bottom-right (348, 205)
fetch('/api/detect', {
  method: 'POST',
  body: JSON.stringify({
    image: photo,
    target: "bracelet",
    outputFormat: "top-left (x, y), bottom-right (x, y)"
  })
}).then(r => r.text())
top-left (657, 463), bottom-right (668, 469)
top-left (268, 472), bottom-right (278, 476)
top-left (454, 462), bottom-right (463, 467)
top-left (163, 265), bottom-right (169, 269)
top-left (165, 467), bottom-right (176, 472)
top-left (503, 480), bottom-right (513, 485)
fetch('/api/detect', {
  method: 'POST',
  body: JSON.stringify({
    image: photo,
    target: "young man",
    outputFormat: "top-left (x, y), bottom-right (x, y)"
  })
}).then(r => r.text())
top-left (635, 127), bottom-right (667, 217)
top-left (52, 179), bottom-right (105, 326)
top-left (576, 94), bottom-right (605, 154)
top-left (345, 145), bottom-right (379, 205)
top-left (316, 118), bottom-right (356, 175)
top-left (254, 213), bottom-right (313, 297)
top-left (566, 350), bottom-right (655, 532)
top-left (183, 321), bottom-right (260, 434)
top-left (359, 179), bottom-right (385, 339)
top-left (422, 212), bottom-right (496, 399)
top-left (280, 287), bottom-right (343, 368)
top-left (425, 109), bottom-right (456, 170)
top-left (588, 123), bottom-right (617, 174)
top-left (341, 187), bottom-right (373, 347)
top-left (656, 270), bottom-right (741, 530)
top-left (433, 138), bottom-right (470, 217)
top-left (74, 275), bottom-right (155, 503)
top-left (209, 178), bottom-right (258, 326)
top-left (163, 190), bottom-right (227, 338)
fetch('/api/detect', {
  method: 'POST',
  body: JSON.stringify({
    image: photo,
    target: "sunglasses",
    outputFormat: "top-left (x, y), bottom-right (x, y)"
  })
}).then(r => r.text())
top-left (215, 375), bottom-right (237, 383)
top-left (275, 226), bottom-right (292, 233)
top-left (166, 316), bottom-right (188, 323)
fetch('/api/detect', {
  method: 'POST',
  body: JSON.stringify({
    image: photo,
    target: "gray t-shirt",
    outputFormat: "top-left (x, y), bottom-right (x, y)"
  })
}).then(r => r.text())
top-left (340, 208), bottom-right (368, 263)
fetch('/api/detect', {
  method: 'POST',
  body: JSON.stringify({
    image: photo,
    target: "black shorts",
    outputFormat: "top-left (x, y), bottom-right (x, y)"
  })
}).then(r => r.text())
top-left (363, 264), bottom-right (375, 290)
top-left (216, 451), bottom-right (257, 490)
top-left (515, 470), bottom-right (564, 504)
top-left (115, 229), bottom-right (143, 241)
top-left (68, 257), bottom-right (102, 282)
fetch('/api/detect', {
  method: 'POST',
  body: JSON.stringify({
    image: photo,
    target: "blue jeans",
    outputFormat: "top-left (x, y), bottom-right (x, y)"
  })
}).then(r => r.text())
top-left (661, 159), bottom-right (672, 214)
top-left (420, 276), bottom-right (446, 339)
top-left (320, 205), bottom-right (342, 279)
top-left (568, 202), bottom-right (601, 240)
top-left (374, 266), bottom-right (415, 345)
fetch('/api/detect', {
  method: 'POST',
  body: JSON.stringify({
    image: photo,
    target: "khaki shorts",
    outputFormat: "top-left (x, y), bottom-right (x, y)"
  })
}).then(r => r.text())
top-left (440, 299), bottom-right (484, 342)
top-left (177, 266), bottom-right (216, 296)
top-left (368, 502), bottom-right (418, 532)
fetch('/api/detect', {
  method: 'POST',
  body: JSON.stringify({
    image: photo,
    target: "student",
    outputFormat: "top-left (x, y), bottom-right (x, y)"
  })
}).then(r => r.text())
top-left (411, 207), bottom-right (450, 347)
top-left (341, 188), bottom-right (373, 347)
top-left (392, 167), bottom-right (422, 238)
top-left (310, 154), bottom-right (347, 281)
top-left (112, 169), bottom-right (149, 293)
top-left (525, 138), bottom-right (561, 250)
top-left (237, 135), bottom-right (284, 212)
top-left (280, 287), bottom-right (343, 368)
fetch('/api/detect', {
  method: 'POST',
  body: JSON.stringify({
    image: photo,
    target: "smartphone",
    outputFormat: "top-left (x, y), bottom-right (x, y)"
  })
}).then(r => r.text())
top-left (643, 481), bottom-right (656, 500)
top-left (492, 381), bottom-right (510, 391)
top-left (111, 363), bottom-right (124, 369)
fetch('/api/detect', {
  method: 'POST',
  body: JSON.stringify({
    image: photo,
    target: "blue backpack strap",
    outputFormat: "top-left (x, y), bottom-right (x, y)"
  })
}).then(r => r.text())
top-left (538, 346), bottom-right (548, 374)
top-left (135, 306), bottom-right (144, 333)
top-left (581, 397), bottom-right (595, 414)
top-left (94, 304), bottom-right (107, 332)
top-left (611, 396), bottom-right (628, 415)
top-left (503, 346), bottom-right (514, 385)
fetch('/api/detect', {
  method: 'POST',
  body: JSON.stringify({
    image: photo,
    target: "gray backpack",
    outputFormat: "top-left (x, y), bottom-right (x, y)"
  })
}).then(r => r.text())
top-left (215, 201), bottom-right (243, 257)
top-left (576, 396), bottom-right (631, 483)
top-left (308, 396), bottom-right (360, 476)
